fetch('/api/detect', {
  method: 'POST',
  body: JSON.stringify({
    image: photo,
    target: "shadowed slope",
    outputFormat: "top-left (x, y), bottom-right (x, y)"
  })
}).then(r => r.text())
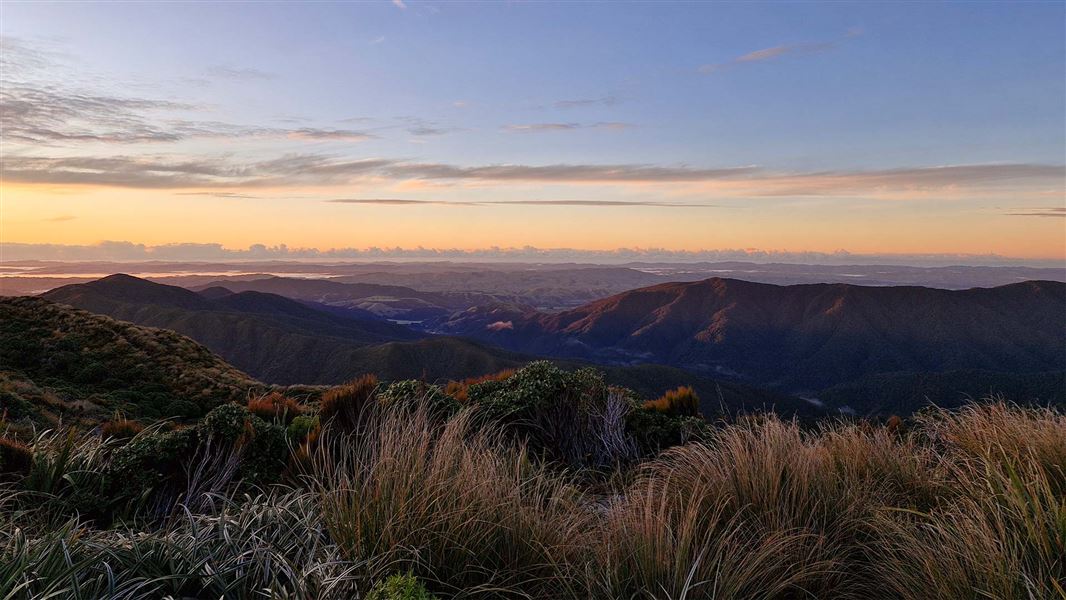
top-left (440, 278), bottom-right (1066, 392)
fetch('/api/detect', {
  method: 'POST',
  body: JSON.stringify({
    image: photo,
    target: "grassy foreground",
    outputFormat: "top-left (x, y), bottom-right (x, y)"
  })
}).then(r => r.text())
top-left (0, 365), bottom-right (1062, 599)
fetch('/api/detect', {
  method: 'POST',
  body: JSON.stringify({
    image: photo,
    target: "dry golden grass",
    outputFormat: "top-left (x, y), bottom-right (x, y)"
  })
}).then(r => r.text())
top-left (319, 374), bottom-right (379, 433)
top-left (443, 369), bottom-right (516, 404)
top-left (643, 385), bottom-right (700, 417)
top-left (247, 391), bottom-right (304, 425)
top-left (310, 404), bottom-right (590, 596)
top-left (1, 399), bottom-right (1062, 599)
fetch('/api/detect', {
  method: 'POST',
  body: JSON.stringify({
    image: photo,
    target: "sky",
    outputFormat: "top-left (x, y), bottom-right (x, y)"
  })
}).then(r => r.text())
top-left (2, 1), bottom-right (1064, 264)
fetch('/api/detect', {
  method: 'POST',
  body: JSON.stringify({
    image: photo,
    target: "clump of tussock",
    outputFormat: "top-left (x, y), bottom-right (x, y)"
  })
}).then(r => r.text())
top-left (247, 391), bottom-right (304, 425)
top-left (871, 403), bottom-right (1066, 600)
top-left (319, 374), bottom-right (379, 433)
top-left (591, 417), bottom-right (883, 598)
top-left (310, 403), bottom-right (591, 597)
top-left (101, 414), bottom-right (145, 440)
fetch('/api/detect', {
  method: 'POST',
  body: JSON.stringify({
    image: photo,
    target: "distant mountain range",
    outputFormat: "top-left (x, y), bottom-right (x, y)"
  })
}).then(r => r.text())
top-left (36, 275), bottom-right (806, 417)
top-left (41, 275), bottom-right (506, 385)
top-left (438, 277), bottom-right (1066, 402)
top-left (6, 259), bottom-right (1063, 305)
top-left (31, 273), bottom-right (1065, 417)
top-left (189, 276), bottom-right (498, 323)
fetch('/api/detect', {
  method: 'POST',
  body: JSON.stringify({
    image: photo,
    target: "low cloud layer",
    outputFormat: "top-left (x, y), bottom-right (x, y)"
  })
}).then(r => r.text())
top-left (3, 241), bottom-right (1060, 267)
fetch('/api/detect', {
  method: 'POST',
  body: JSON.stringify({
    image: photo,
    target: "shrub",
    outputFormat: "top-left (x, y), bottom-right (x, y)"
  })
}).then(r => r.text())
top-left (320, 375), bottom-right (378, 433)
top-left (109, 426), bottom-right (201, 507)
top-left (248, 392), bottom-right (303, 425)
top-left (465, 361), bottom-right (572, 419)
top-left (165, 399), bottom-right (202, 420)
top-left (0, 390), bottom-right (35, 421)
top-left (240, 415), bottom-right (288, 485)
top-left (625, 406), bottom-right (706, 454)
top-left (287, 414), bottom-right (318, 442)
top-left (366, 572), bottom-right (438, 600)
top-left (202, 403), bottom-right (250, 441)
top-left (643, 385), bottom-right (700, 417)
top-left (443, 369), bottom-right (516, 404)
top-left (378, 380), bottom-right (459, 417)
top-left (463, 362), bottom-right (646, 468)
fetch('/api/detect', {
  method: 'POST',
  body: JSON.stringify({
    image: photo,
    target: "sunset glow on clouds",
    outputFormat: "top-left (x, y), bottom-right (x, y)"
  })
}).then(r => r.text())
top-left (2, 2), bottom-right (1063, 262)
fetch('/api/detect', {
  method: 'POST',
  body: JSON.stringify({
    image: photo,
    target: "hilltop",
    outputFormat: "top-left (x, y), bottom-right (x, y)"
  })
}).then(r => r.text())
top-left (0, 296), bottom-right (270, 426)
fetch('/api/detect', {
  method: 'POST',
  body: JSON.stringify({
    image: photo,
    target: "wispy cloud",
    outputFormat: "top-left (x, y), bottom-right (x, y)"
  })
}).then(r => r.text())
top-left (369, 35), bottom-right (386, 45)
top-left (748, 164), bottom-right (1066, 197)
top-left (206, 65), bottom-right (274, 80)
top-left (0, 82), bottom-right (375, 144)
top-left (328, 198), bottom-right (479, 206)
top-left (398, 116), bottom-right (456, 136)
top-left (0, 84), bottom-right (199, 143)
top-left (554, 96), bottom-right (620, 109)
top-left (327, 198), bottom-right (717, 208)
top-left (286, 128), bottom-right (377, 141)
top-left (392, 0), bottom-right (407, 9)
top-left (1005, 207), bottom-right (1066, 218)
top-left (44, 215), bottom-right (77, 222)
top-left (0, 40), bottom-right (376, 146)
top-left (502, 122), bottom-right (633, 133)
top-left (175, 192), bottom-right (262, 199)
top-left (699, 29), bottom-right (860, 74)
top-left (6, 152), bottom-right (1060, 198)
top-left (487, 199), bottom-right (715, 207)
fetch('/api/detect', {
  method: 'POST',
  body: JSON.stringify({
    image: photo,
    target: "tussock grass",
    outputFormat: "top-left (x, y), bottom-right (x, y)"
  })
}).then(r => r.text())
top-left (0, 400), bottom-right (1062, 599)
top-left (310, 405), bottom-right (590, 597)
top-left (872, 403), bottom-right (1066, 600)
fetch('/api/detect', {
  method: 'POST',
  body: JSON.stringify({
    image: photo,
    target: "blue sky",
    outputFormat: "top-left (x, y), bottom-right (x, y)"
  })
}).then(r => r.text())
top-left (2, 1), bottom-right (1064, 262)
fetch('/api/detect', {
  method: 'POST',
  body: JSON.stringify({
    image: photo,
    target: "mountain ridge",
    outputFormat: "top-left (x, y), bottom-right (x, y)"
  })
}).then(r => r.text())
top-left (439, 277), bottom-right (1066, 392)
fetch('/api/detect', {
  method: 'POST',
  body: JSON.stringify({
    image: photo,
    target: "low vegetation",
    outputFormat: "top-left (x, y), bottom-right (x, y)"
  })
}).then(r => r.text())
top-left (0, 360), bottom-right (1062, 599)
top-left (0, 297), bottom-right (262, 427)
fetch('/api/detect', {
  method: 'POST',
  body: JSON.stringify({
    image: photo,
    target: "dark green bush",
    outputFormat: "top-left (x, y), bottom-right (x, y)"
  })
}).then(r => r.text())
top-left (241, 415), bottom-right (288, 485)
top-left (109, 427), bottom-right (200, 501)
top-left (467, 361), bottom-right (577, 420)
top-left (287, 415), bottom-right (318, 442)
top-left (166, 399), bottom-right (203, 419)
top-left (0, 390), bottom-right (35, 420)
top-left (202, 404), bottom-right (251, 441)
top-left (366, 572), bottom-right (438, 600)
top-left (378, 380), bottom-right (459, 416)
top-left (626, 407), bottom-right (707, 454)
